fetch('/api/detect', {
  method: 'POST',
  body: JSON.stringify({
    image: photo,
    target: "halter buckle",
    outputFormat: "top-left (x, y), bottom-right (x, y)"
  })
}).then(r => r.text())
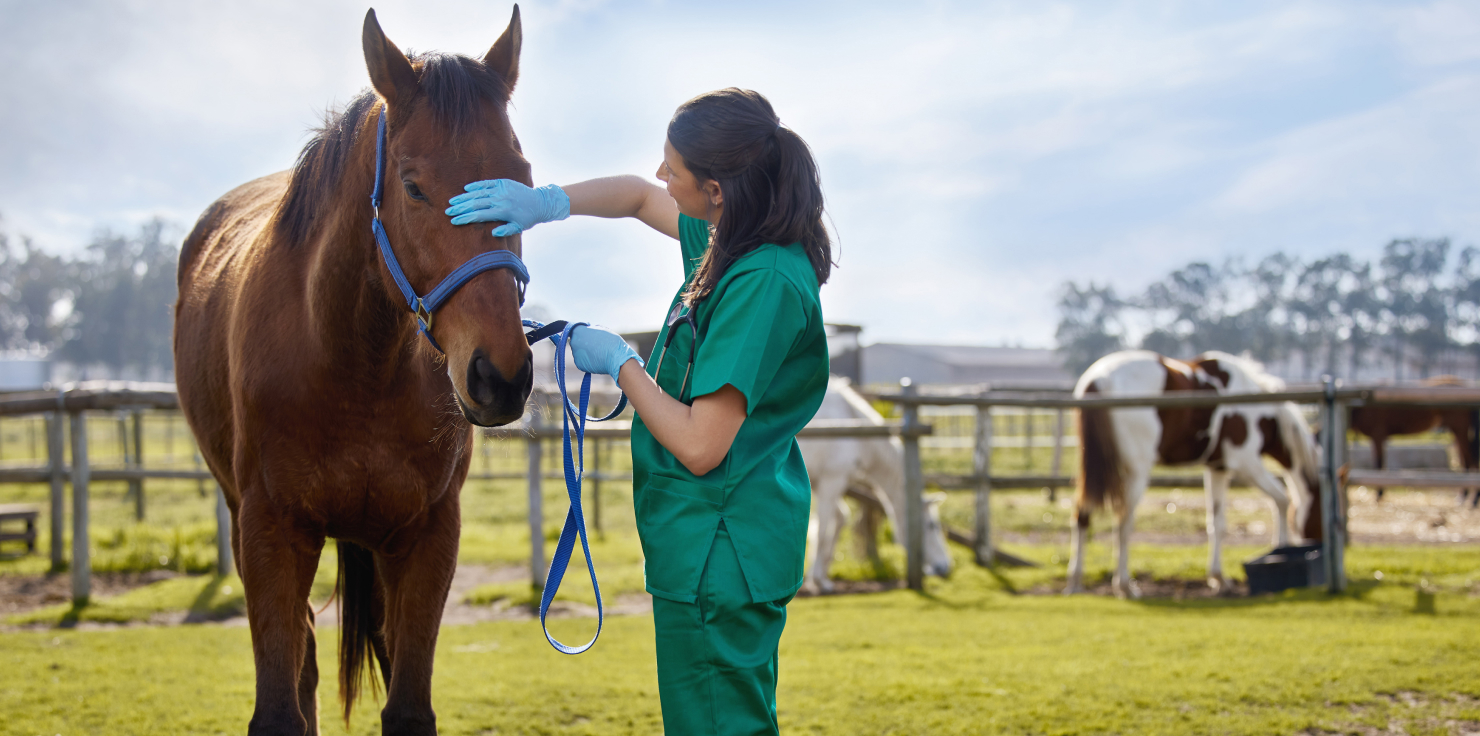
top-left (414, 299), bottom-right (434, 333)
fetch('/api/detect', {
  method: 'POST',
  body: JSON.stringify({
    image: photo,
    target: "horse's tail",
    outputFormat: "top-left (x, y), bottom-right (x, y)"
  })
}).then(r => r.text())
top-left (337, 539), bottom-right (385, 726)
top-left (1076, 383), bottom-right (1124, 527)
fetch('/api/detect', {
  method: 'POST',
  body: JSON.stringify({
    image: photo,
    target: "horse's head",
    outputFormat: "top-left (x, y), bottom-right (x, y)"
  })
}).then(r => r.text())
top-left (923, 492), bottom-right (954, 578)
top-left (1265, 402), bottom-right (1325, 539)
top-left (363, 7), bottom-right (533, 427)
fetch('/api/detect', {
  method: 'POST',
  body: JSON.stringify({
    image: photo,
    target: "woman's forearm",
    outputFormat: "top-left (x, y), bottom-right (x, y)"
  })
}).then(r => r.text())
top-left (618, 360), bottom-right (746, 476)
top-left (563, 176), bottom-right (680, 239)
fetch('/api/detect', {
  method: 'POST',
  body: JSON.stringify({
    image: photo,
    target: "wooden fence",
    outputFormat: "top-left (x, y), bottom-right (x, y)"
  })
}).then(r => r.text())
top-left (7, 380), bottom-right (1480, 604)
top-left (874, 379), bottom-right (1480, 593)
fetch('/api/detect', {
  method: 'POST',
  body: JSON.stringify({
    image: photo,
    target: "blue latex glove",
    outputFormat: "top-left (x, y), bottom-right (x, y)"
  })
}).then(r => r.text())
top-left (568, 325), bottom-right (644, 387)
top-left (445, 179), bottom-right (569, 237)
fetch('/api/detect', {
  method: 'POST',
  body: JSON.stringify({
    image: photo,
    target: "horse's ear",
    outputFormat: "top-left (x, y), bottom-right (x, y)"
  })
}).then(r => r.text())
top-left (362, 9), bottom-right (418, 107)
top-left (484, 4), bottom-right (522, 92)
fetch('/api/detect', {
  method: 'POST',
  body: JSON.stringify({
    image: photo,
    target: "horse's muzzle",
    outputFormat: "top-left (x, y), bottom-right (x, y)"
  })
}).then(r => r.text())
top-left (461, 349), bottom-right (533, 427)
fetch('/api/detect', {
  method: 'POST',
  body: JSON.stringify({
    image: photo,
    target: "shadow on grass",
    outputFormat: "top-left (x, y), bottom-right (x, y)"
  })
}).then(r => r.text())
top-left (56, 599), bottom-right (86, 628)
top-left (1133, 580), bottom-right (1382, 610)
top-left (183, 575), bottom-right (241, 623)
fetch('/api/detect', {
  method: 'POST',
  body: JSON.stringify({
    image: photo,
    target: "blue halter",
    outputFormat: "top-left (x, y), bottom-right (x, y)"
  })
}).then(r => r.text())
top-left (370, 106), bottom-right (530, 353)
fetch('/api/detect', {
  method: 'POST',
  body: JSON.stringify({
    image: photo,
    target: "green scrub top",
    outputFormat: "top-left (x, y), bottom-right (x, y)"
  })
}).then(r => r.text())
top-left (631, 213), bottom-right (828, 605)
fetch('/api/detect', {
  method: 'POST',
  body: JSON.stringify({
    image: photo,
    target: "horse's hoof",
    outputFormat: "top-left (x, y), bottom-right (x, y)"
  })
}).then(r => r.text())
top-left (1114, 580), bottom-right (1142, 600)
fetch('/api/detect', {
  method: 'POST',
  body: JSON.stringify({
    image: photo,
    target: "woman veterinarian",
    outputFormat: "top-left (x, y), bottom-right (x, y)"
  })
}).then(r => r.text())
top-left (447, 88), bottom-right (831, 735)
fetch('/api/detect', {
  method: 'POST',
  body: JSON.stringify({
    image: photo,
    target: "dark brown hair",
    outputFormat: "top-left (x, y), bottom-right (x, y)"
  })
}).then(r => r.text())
top-left (668, 88), bottom-right (832, 304)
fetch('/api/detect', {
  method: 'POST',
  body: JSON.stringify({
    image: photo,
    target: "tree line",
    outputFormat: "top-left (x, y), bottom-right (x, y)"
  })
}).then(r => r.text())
top-left (0, 217), bottom-right (178, 376)
top-left (1055, 237), bottom-right (1479, 379)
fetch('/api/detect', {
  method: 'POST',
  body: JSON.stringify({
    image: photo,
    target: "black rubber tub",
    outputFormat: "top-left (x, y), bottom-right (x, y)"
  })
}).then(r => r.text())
top-left (1243, 543), bottom-right (1326, 595)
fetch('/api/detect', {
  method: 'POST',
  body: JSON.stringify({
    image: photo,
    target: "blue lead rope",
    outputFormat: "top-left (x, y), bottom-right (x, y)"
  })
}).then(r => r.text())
top-left (523, 319), bottom-right (628, 654)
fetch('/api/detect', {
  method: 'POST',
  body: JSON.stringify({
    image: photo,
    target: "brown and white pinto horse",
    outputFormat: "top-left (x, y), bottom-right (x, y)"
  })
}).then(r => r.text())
top-left (1066, 350), bottom-right (1322, 598)
top-left (174, 9), bottom-right (533, 734)
top-left (1349, 375), bottom-right (1480, 507)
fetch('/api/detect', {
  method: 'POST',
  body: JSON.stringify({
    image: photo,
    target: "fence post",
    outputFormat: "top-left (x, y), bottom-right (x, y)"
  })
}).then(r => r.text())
top-left (1049, 408), bottom-right (1065, 503)
top-left (130, 410), bottom-right (145, 521)
top-left (70, 411), bottom-right (91, 604)
top-left (527, 409), bottom-right (546, 590)
top-left (215, 486), bottom-right (234, 576)
top-left (901, 379), bottom-right (925, 592)
top-left (1319, 376), bottom-right (1347, 593)
top-left (1022, 408), bottom-right (1033, 471)
top-left (194, 451), bottom-right (206, 498)
top-left (46, 411), bottom-right (65, 572)
top-left (591, 436), bottom-right (603, 535)
top-left (1329, 393), bottom-right (1348, 593)
top-left (974, 403), bottom-right (994, 567)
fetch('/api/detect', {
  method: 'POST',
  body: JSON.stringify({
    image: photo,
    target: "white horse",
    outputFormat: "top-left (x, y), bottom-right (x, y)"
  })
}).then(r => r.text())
top-left (800, 378), bottom-right (952, 593)
top-left (1066, 350), bottom-right (1322, 598)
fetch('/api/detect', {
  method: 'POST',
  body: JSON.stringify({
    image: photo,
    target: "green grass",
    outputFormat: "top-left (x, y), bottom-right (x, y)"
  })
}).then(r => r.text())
top-left (3, 567), bottom-right (1479, 735)
top-left (5, 413), bottom-right (1480, 732)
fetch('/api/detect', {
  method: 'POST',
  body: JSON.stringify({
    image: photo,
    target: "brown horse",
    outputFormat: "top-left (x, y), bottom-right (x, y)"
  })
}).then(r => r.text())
top-left (174, 8), bottom-right (533, 734)
top-left (1349, 376), bottom-right (1479, 506)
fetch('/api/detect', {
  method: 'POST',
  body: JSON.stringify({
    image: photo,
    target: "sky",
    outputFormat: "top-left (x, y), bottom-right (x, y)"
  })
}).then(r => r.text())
top-left (2, 0), bottom-right (1477, 347)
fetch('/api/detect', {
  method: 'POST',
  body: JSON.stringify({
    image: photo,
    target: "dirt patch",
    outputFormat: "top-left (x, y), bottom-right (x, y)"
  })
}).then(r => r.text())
top-left (312, 563), bottom-right (651, 628)
top-left (1297, 692), bottom-right (1480, 735)
top-left (1, 563), bottom-right (651, 629)
top-left (0, 570), bottom-right (180, 617)
top-left (1347, 486), bottom-right (1480, 544)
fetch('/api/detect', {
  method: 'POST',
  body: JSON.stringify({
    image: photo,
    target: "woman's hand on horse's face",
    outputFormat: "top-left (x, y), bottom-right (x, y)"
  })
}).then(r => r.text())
top-left (446, 179), bottom-right (570, 237)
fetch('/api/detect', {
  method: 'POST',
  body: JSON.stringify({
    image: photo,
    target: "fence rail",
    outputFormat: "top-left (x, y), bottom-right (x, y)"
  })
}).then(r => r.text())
top-left (8, 380), bottom-right (1480, 604)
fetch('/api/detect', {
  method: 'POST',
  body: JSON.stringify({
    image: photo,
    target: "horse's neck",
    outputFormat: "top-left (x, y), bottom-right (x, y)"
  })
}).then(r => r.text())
top-left (301, 132), bottom-right (421, 374)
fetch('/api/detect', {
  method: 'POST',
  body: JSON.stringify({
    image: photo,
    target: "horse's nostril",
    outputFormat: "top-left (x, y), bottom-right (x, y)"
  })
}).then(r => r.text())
top-left (467, 352), bottom-right (497, 407)
top-left (465, 349), bottom-right (534, 415)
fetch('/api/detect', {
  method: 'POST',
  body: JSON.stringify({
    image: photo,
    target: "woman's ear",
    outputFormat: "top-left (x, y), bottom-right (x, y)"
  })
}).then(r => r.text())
top-left (704, 180), bottom-right (724, 208)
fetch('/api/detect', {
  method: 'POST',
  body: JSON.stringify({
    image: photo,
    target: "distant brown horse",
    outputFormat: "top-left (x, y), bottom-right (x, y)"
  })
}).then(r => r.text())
top-left (174, 8), bottom-right (533, 734)
top-left (1349, 376), bottom-right (1479, 506)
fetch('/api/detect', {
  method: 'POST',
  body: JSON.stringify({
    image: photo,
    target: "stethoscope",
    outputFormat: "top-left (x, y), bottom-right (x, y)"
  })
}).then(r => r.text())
top-left (653, 300), bottom-right (698, 402)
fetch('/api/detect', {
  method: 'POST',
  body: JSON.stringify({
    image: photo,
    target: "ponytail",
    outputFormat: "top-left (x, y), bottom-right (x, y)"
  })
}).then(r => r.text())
top-left (667, 88), bottom-right (833, 305)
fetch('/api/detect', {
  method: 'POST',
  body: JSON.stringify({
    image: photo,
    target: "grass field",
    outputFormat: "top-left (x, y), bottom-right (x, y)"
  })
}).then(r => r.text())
top-left (3, 564), bottom-right (1479, 735)
top-left (3, 412), bottom-right (1480, 733)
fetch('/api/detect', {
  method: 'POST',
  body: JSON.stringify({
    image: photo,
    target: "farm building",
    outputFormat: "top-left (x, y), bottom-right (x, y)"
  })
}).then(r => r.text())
top-left (0, 354), bottom-right (51, 392)
top-left (860, 342), bottom-right (1074, 389)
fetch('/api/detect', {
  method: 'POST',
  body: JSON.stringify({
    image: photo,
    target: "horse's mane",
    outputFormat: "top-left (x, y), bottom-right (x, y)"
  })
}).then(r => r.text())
top-left (274, 51), bottom-right (512, 246)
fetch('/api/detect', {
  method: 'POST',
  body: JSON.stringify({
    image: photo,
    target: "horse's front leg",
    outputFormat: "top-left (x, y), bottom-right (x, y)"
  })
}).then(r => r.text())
top-left (1203, 467), bottom-right (1232, 594)
top-left (238, 489), bottom-right (325, 736)
top-left (1372, 434), bottom-right (1388, 502)
top-left (1241, 462), bottom-right (1292, 548)
top-left (807, 476), bottom-right (848, 594)
top-left (377, 493), bottom-right (460, 736)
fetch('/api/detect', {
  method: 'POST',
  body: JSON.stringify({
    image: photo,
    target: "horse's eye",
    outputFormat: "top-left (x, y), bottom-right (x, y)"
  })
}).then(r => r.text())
top-left (403, 181), bottom-right (427, 202)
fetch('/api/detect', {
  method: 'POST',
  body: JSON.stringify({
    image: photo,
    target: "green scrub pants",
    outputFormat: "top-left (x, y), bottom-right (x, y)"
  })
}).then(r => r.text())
top-left (652, 523), bottom-right (791, 736)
